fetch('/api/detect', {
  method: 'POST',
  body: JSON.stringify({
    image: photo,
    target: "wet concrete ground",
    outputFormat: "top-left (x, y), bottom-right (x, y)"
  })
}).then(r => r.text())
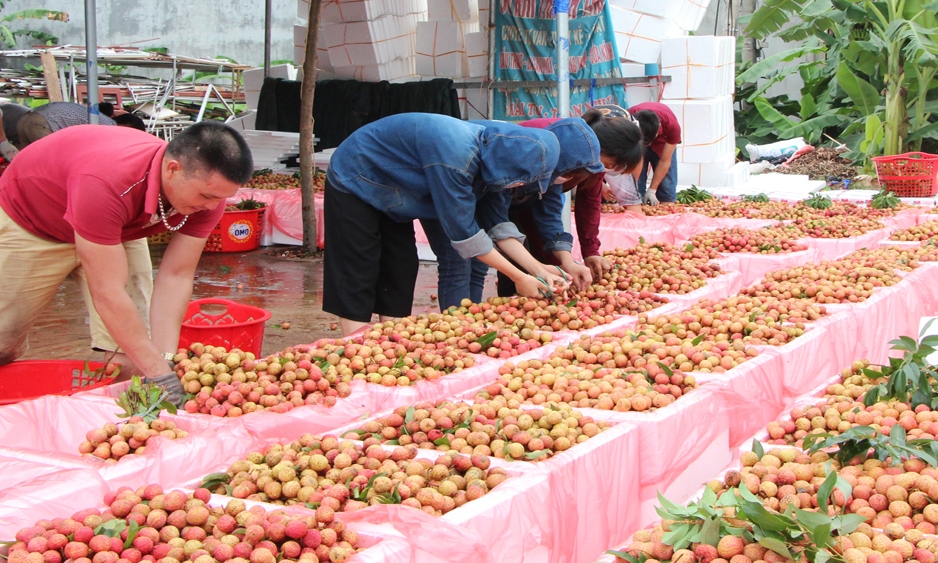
top-left (22, 245), bottom-right (489, 361)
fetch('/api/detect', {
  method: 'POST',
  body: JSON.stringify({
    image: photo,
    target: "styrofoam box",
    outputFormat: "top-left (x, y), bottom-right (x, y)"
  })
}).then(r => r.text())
top-left (608, 5), bottom-right (683, 64)
top-left (723, 160), bottom-right (750, 187)
top-left (293, 25), bottom-right (335, 72)
top-left (625, 83), bottom-right (656, 105)
top-left (416, 21), bottom-right (480, 77)
top-left (325, 14), bottom-right (420, 67)
top-left (466, 31), bottom-right (488, 77)
top-left (428, 0), bottom-right (479, 22)
top-left (620, 62), bottom-right (645, 77)
top-left (319, 0), bottom-right (427, 23)
top-left (661, 35), bottom-right (734, 99)
top-left (610, 0), bottom-right (711, 32)
top-left (663, 95), bottom-right (734, 163)
top-left (331, 56), bottom-right (416, 81)
top-left (227, 110), bottom-right (257, 132)
top-left (457, 87), bottom-right (489, 119)
top-left (677, 151), bottom-right (735, 187)
top-left (243, 64), bottom-right (297, 111)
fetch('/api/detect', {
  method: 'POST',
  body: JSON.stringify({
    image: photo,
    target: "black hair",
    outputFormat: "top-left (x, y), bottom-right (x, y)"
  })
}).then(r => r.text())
top-left (632, 110), bottom-right (661, 146)
top-left (114, 113), bottom-right (147, 131)
top-left (582, 108), bottom-right (645, 172)
top-left (98, 102), bottom-right (114, 117)
top-left (166, 121), bottom-right (253, 185)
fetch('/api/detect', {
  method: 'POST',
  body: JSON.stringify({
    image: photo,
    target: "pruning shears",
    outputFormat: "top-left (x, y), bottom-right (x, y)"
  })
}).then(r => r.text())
top-left (536, 266), bottom-right (572, 304)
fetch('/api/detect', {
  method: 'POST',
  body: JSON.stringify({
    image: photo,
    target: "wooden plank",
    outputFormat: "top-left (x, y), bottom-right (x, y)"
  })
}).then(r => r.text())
top-left (40, 52), bottom-right (64, 102)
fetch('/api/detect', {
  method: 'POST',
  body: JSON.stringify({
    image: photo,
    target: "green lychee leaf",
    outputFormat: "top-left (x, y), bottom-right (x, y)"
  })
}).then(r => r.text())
top-left (122, 520), bottom-right (140, 550)
top-left (477, 331), bottom-right (498, 351)
top-left (691, 335), bottom-right (704, 346)
top-left (403, 406), bottom-right (415, 425)
top-left (433, 436), bottom-right (451, 447)
top-left (523, 449), bottom-right (550, 460)
top-left (655, 361), bottom-right (674, 377)
top-left (663, 522), bottom-right (696, 550)
top-left (95, 519), bottom-right (127, 538)
top-left (606, 550), bottom-right (643, 563)
top-left (751, 440), bottom-right (764, 458)
top-left (200, 472), bottom-right (231, 490)
top-left (697, 515), bottom-right (721, 547)
top-left (304, 502), bottom-right (320, 510)
top-left (758, 538), bottom-right (794, 560)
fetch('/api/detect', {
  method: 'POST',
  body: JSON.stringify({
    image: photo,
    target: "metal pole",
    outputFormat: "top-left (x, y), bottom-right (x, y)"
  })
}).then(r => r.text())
top-left (264, 0), bottom-right (272, 76)
top-left (555, 0), bottom-right (570, 118)
top-left (84, 0), bottom-right (99, 124)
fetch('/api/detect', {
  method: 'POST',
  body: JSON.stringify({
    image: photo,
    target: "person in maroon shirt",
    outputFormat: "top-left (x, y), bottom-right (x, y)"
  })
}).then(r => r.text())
top-left (0, 122), bottom-right (253, 403)
top-left (630, 102), bottom-right (682, 204)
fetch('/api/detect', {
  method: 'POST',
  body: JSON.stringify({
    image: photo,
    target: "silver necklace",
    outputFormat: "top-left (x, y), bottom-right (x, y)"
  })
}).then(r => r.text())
top-left (158, 193), bottom-right (188, 232)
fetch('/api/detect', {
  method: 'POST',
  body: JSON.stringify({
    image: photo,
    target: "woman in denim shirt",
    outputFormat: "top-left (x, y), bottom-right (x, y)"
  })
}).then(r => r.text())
top-left (423, 113), bottom-right (642, 308)
top-left (323, 113), bottom-right (570, 335)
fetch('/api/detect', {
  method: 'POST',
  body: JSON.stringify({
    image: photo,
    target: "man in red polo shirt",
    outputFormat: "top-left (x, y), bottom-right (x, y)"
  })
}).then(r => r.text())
top-left (630, 102), bottom-right (682, 205)
top-left (0, 121), bottom-right (253, 402)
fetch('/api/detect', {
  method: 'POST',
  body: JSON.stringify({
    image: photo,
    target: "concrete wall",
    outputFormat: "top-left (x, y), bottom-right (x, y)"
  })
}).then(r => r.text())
top-left (6, 0), bottom-right (300, 70)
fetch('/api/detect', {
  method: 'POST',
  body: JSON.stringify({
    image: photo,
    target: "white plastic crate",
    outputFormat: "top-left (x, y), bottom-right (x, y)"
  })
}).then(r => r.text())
top-left (723, 160), bottom-right (750, 187)
top-left (608, 5), bottom-right (683, 64)
top-left (661, 36), bottom-right (735, 99)
top-left (663, 95), bottom-right (735, 163)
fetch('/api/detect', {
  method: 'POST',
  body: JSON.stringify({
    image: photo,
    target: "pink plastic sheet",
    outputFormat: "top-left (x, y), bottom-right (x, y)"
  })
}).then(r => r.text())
top-left (798, 226), bottom-right (891, 260)
top-left (229, 188), bottom-right (323, 246)
top-left (881, 207), bottom-right (926, 230)
top-left (918, 212), bottom-right (938, 226)
top-left (571, 213), bottom-right (678, 259)
top-left (713, 248), bottom-right (823, 289)
top-left (0, 467), bottom-right (109, 540)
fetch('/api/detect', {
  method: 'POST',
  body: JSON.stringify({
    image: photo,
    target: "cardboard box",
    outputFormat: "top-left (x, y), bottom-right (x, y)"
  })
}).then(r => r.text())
top-left (331, 57), bottom-right (416, 81)
top-left (465, 31), bottom-right (488, 77)
top-left (427, 0), bottom-right (479, 22)
top-left (415, 21), bottom-right (479, 77)
top-left (661, 36), bottom-right (734, 99)
top-left (608, 5), bottom-right (683, 64)
top-left (663, 95), bottom-right (735, 163)
top-left (677, 151), bottom-right (735, 187)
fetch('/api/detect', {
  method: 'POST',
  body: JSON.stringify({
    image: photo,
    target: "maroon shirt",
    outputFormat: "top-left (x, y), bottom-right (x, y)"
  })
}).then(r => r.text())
top-left (519, 117), bottom-right (603, 258)
top-left (0, 125), bottom-right (223, 245)
top-left (629, 102), bottom-right (682, 157)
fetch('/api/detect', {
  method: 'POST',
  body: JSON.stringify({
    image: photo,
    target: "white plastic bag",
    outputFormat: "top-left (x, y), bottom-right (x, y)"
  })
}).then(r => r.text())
top-left (746, 137), bottom-right (807, 162)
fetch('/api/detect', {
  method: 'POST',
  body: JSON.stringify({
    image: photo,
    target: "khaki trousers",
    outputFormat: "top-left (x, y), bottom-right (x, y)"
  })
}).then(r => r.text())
top-left (0, 207), bottom-right (153, 363)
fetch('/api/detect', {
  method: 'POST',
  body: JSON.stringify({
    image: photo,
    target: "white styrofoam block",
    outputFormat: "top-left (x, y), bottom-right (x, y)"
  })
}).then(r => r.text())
top-left (293, 25), bottom-right (334, 72)
top-left (620, 62), bottom-right (646, 78)
top-left (677, 151), bottom-right (735, 187)
top-left (415, 21), bottom-right (479, 77)
top-left (428, 0), bottom-right (479, 22)
top-left (331, 57), bottom-right (416, 81)
top-left (228, 111), bottom-right (257, 132)
top-left (456, 87), bottom-right (488, 119)
top-left (243, 64), bottom-right (297, 111)
top-left (624, 84), bottom-right (655, 106)
top-left (324, 15), bottom-right (419, 67)
top-left (611, 0), bottom-right (711, 32)
top-left (465, 31), bottom-right (488, 77)
top-left (609, 5), bottom-right (683, 64)
top-left (320, 0), bottom-right (424, 23)
top-left (661, 36), bottom-right (734, 99)
top-left (298, 0), bottom-right (309, 19)
top-left (663, 95), bottom-right (734, 163)
top-left (723, 160), bottom-right (750, 187)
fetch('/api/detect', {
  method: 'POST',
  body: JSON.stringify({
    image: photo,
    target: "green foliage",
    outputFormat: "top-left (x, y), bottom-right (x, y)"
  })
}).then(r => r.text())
top-left (870, 189), bottom-right (901, 208)
top-left (676, 185), bottom-right (714, 204)
top-left (862, 322), bottom-right (938, 408)
top-left (802, 193), bottom-right (833, 209)
top-left (0, 8), bottom-right (68, 48)
top-left (115, 375), bottom-right (177, 423)
top-left (742, 194), bottom-right (771, 203)
top-left (803, 425), bottom-right (938, 466)
top-left (233, 198), bottom-right (266, 210)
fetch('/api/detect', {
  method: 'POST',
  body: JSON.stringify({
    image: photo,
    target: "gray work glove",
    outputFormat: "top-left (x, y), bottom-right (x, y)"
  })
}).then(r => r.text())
top-left (643, 189), bottom-right (660, 206)
top-left (144, 372), bottom-right (187, 408)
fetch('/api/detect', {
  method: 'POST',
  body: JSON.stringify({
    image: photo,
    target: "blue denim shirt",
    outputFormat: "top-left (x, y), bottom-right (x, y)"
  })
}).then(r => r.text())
top-left (472, 118), bottom-right (604, 253)
top-left (327, 113), bottom-right (560, 259)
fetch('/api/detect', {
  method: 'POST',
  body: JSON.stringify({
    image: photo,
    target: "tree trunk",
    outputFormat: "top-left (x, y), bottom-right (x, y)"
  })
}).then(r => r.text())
top-left (300, 0), bottom-right (323, 252)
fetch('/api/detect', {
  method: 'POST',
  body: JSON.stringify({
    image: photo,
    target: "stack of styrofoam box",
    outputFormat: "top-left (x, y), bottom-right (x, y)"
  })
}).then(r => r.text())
top-left (297, 0), bottom-right (428, 82)
top-left (659, 36), bottom-right (737, 188)
top-left (416, 0), bottom-right (481, 78)
top-left (620, 61), bottom-right (655, 106)
top-left (242, 64), bottom-right (298, 112)
top-left (608, 4), bottom-right (683, 64)
top-left (663, 95), bottom-right (736, 187)
top-left (612, 0), bottom-right (710, 37)
top-left (660, 36), bottom-right (734, 100)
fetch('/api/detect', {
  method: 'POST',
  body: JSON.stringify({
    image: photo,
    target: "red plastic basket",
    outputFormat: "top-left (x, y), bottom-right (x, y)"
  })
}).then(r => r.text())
top-left (178, 298), bottom-right (272, 356)
top-left (872, 152), bottom-right (938, 198)
top-left (0, 360), bottom-right (112, 405)
top-left (204, 208), bottom-right (266, 253)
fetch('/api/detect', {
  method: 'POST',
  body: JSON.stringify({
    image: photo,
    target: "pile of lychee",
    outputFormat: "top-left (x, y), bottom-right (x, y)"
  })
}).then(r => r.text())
top-left (787, 215), bottom-right (885, 238)
top-left (79, 417), bottom-right (187, 461)
top-left (890, 221), bottom-right (938, 242)
top-left (476, 357), bottom-right (696, 411)
top-left (344, 397), bottom-right (608, 460)
top-left (636, 295), bottom-right (824, 347)
top-left (204, 434), bottom-right (506, 515)
top-left (6, 486), bottom-right (360, 563)
top-left (739, 254), bottom-right (901, 304)
top-left (600, 243), bottom-right (723, 295)
top-left (687, 226), bottom-right (808, 254)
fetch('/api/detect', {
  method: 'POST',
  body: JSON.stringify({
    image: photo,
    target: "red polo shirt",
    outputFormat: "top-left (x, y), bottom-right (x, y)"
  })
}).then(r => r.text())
top-left (519, 117), bottom-right (603, 258)
top-left (629, 102), bottom-right (682, 157)
top-left (0, 125), bottom-right (223, 245)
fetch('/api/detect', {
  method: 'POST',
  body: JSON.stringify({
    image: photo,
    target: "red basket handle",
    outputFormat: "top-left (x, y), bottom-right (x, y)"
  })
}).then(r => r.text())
top-left (190, 298), bottom-right (236, 320)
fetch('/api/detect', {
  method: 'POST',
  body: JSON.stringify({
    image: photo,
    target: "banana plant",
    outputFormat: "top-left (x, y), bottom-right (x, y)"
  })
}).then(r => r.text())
top-left (0, 1), bottom-right (68, 48)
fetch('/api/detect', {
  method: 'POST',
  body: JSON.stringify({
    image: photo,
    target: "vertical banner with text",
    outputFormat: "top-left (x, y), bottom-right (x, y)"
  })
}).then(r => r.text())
top-left (493, 0), bottom-right (625, 120)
